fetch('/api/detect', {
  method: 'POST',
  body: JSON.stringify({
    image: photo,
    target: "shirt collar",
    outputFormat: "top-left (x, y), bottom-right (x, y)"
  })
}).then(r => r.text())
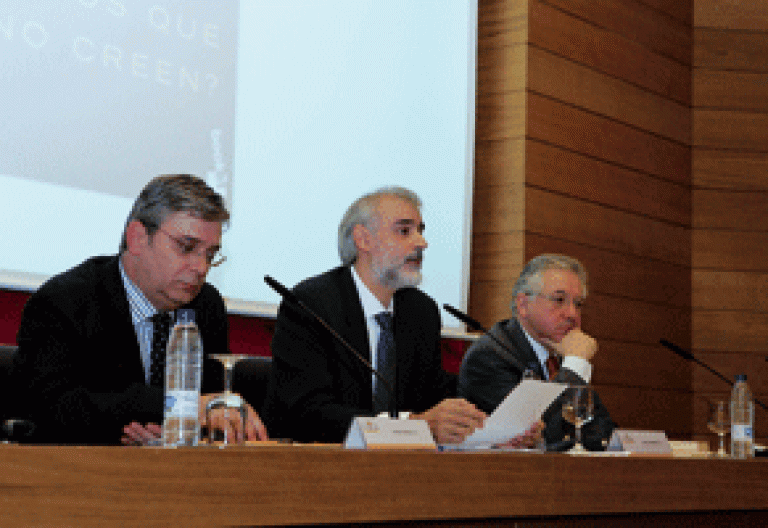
top-left (518, 320), bottom-right (551, 369)
top-left (119, 257), bottom-right (165, 324)
top-left (351, 265), bottom-right (391, 320)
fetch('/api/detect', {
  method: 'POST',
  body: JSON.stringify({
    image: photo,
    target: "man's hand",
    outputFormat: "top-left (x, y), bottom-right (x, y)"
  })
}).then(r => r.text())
top-left (200, 393), bottom-right (269, 443)
top-left (121, 422), bottom-right (161, 446)
top-left (493, 420), bottom-right (545, 449)
top-left (411, 398), bottom-right (486, 445)
top-left (544, 329), bottom-right (597, 361)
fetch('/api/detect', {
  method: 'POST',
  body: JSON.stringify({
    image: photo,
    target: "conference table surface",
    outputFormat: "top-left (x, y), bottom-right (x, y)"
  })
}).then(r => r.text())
top-left (1, 443), bottom-right (767, 527)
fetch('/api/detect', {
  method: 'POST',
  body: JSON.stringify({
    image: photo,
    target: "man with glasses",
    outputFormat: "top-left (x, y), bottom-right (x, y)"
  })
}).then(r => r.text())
top-left (13, 174), bottom-right (268, 445)
top-left (458, 254), bottom-right (614, 451)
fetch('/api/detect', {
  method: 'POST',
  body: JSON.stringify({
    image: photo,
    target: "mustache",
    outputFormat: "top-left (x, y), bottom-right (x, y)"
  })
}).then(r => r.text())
top-left (403, 248), bottom-right (424, 264)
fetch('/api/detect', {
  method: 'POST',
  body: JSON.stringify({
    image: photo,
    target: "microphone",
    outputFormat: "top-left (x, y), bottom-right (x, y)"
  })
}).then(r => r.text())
top-left (264, 275), bottom-right (397, 418)
top-left (443, 304), bottom-right (527, 373)
top-left (660, 339), bottom-right (768, 412)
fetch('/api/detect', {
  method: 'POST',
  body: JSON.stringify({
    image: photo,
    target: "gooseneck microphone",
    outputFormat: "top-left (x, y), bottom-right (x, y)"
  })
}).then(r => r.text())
top-left (264, 275), bottom-right (397, 418)
top-left (443, 304), bottom-right (527, 373)
top-left (660, 339), bottom-right (768, 412)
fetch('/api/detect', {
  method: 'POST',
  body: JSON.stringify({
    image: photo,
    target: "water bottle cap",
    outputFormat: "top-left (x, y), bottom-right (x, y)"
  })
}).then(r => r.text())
top-left (177, 309), bottom-right (196, 324)
top-left (735, 374), bottom-right (747, 382)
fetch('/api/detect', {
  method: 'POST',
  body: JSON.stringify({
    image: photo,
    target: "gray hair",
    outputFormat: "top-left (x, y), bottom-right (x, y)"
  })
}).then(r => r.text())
top-left (511, 254), bottom-right (588, 316)
top-left (119, 174), bottom-right (230, 253)
top-left (337, 186), bottom-right (422, 266)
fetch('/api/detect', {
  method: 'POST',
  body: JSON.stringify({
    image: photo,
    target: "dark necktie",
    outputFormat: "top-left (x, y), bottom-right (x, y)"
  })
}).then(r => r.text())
top-left (546, 354), bottom-right (561, 381)
top-left (374, 312), bottom-right (395, 414)
top-left (149, 312), bottom-right (173, 387)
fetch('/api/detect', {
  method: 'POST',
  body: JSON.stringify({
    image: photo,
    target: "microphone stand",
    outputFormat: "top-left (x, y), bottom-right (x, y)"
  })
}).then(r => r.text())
top-left (265, 275), bottom-right (397, 418)
top-left (660, 339), bottom-right (768, 412)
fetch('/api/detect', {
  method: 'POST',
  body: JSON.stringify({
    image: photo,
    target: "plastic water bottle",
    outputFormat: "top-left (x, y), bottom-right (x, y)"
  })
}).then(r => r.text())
top-left (730, 374), bottom-right (754, 459)
top-left (162, 309), bottom-right (203, 447)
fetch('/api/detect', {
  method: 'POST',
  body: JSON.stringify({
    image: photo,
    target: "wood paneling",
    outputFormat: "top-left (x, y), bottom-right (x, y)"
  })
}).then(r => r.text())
top-left (693, 149), bottom-right (768, 190)
top-left (598, 385), bottom-right (692, 437)
top-left (526, 188), bottom-right (690, 267)
top-left (694, 70), bottom-right (768, 110)
top-left (475, 138), bottom-right (525, 187)
top-left (526, 141), bottom-right (690, 225)
top-left (582, 293), bottom-right (690, 348)
top-left (526, 234), bottom-right (691, 307)
top-left (475, 0), bottom-right (693, 439)
top-left (529, 48), bottom-right (690, 144)
top-left (592, 341), bottom-right (691, 391)
top-left (530, 0), bottom-right (691, 104)
top-left (693, 352), bottom-right (768, 394)
top-left (543, 0), bottom-right (692, 65)
top-left (693, 270), bottom-right (768, 311)
top-left (695, 28), bottom-right (768, 70)
top-left (472, 186), bottom-right (525, 233)
top-left (695, 0), bottom-right (768, 31)
top-left (693, 310), bottom-right (768, 352)
top-left (693, 231), bottom-right (768, 270)
top-left (693, 189), bottom-right (768, 230)
top-left (471, 0), bottom-right (528, 327)
top-left (639, 0), bottom-right (692, 26)
top-left (694, 110), bottom-right (768, 150)
top-left (527, 94), bottom-right (690, 185)
top-left (477, 45), bottom-right (527, 94)
top-left (476, 92), bottom-right (526, 141)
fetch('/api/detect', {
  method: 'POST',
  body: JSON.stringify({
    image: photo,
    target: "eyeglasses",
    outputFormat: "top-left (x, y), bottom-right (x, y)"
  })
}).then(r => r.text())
top-left (535, 292), bottom-right (585, 311)
top-left (157, 228), bottom-right (226, 268)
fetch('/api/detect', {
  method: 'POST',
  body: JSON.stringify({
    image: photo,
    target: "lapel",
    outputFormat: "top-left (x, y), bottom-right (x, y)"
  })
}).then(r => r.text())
top-left (334, 267), bottom-right (375, 385)
top-left (96, 257), bottom-right (149, 384)
top-left (503, 319), bottom-right (546, 379)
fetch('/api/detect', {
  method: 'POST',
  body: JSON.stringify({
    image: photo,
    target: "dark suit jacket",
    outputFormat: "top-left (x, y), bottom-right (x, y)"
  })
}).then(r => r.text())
top-left (457, 318), bottom-right (615, 451)
top-left (262, 266), bottom-right (454, 443)
top-left (13, 255), bottom-right (226, 445)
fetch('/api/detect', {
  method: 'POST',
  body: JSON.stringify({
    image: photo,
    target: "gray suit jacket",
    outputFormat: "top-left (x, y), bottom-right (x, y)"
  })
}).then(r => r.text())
top-left (458, 318), bottom-right (615, 450)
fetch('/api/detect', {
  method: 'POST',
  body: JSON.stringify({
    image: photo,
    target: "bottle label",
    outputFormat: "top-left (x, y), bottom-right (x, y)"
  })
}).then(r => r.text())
top-left (164, 390), bottom-right (199, 418)
top-left (732, 424), bottom-right (753, 441)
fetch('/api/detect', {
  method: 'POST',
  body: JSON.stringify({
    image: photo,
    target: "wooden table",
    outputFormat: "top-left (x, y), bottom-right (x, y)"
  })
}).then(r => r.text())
top-left (0, 445), bottom-right (767, 527)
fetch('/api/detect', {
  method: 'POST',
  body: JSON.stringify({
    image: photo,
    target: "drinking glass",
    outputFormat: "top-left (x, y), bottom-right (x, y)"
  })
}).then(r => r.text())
top-left (561, 385), bottom-right (594, 454)
top-left (707, 400), bottom-right (729, 457)
top-left (205, 354), bottom-right (250, 446)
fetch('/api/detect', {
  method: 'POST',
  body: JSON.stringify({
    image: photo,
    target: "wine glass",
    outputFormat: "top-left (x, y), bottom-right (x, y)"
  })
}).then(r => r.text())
top-left (205, 354), bottom-right (250, 446)
top-left (561, 385), bottom-right (594, 454)
top-left (707, 400), bottom-right (729, 457)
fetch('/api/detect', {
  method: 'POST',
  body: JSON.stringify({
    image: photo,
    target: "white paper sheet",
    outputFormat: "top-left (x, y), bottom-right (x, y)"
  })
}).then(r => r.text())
top-left (451, 380), bottom-right (568, 449)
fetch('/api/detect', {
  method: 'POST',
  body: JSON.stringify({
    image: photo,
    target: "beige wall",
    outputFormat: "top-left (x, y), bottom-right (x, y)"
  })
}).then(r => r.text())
top-left (472, 0), bottom-right (693, 438)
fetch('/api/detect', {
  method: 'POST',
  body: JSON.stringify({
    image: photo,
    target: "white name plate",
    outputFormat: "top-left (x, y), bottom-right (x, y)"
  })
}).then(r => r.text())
top-left (607, 429), bottom-right (672, 455)
top-left (344, 416), bottom-right (436, 450)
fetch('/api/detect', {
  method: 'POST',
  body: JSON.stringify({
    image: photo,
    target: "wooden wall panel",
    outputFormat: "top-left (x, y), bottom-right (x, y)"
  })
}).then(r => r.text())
top-left (526, 141), bottom-right (690, 225)
top-left (526, 189), bottom-right (690, 267)
top-left (527, 234), bottom-right (691, 307)
top-left (475, 0), bottom-right (693, 438)
top-left (527, 93), bottom-right (690, 185)
top-left (528, 48), bottom-right (690, 144)
top-left (543, 0), bottom-right (692, 65)
top-left (529, 0), bottom-right (690, 103)
top-left (599, 386), bottom-right (692, 438)
top-left (694, 1), bottom-right (768, 30)
top-left (693, 189), bottom-right (768, 230)
top-left (693, 231), bottom-right (768, 270)
top-left (693, 270), bottom-right (768, 311)
top-left (693, 311), bottom-right (768, 353)
top-left (694, 70), bottom-right (768, 111)
top-left (693, 150), bottom-right (768, 190)
top-left (695, 29), bottom-right (768, 70)
top-left (694, 110), bottom-right (768, 150)
top-left (470, 0), bottom-right (528, 327)
top-left (639, 0), bottom-right (692, 26)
